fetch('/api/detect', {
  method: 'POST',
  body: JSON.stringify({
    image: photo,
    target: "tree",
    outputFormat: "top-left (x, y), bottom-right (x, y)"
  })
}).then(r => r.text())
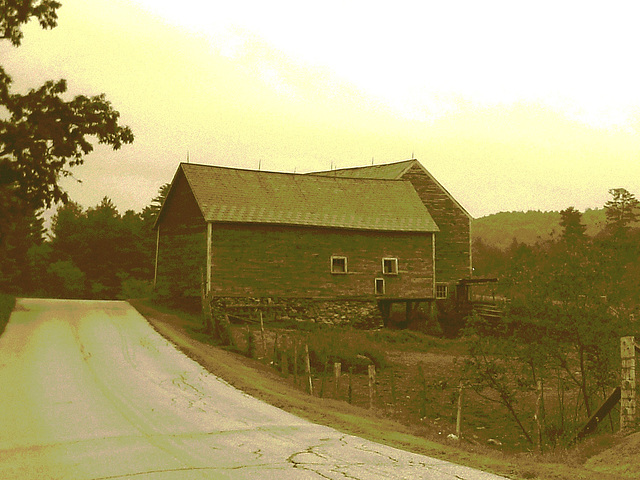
top-left (47, 195), bottom-right (159, 299)
top-left (604, 188), bottom-right (639, 234)
top-left (141, 183), bottom-right (170, 227)
top-left (559, 206), bottom-right (586, 245)
top-left (0, 207), bottom-right (46, 293)
top-left (1, 1), bottom-right (61, 47)
top-left (0, 1), bottom-right (133, 242)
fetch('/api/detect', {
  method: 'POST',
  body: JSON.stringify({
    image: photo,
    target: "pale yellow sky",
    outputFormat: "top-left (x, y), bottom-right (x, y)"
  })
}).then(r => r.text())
top-left (2, 0), bottom-right (640, 217)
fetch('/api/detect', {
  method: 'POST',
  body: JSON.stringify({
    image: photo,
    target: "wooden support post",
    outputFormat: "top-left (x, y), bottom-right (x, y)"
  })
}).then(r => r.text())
top-left (305, 344), bottom-right (313, 395)
top-left (368, 364), bottom-right (376, 409)
top-left (621, 336), bottom-right (636, 430)
top-left (378, 301), bottom-right (391, 327)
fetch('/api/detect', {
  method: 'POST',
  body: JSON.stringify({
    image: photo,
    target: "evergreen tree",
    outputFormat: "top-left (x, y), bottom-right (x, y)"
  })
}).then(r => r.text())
top-left (559, 206), bottom-right (586, 245)
top-left (604, 188), bottom-right (639, 234)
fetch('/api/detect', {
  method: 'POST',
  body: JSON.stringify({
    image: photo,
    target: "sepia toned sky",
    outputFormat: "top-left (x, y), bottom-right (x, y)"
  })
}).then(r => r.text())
top-left (3, 0), bottom-right (640, 218)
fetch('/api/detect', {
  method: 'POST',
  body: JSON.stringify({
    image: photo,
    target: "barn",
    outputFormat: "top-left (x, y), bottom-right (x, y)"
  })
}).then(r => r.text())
top-left (153, 159), bottom-right (471, 325)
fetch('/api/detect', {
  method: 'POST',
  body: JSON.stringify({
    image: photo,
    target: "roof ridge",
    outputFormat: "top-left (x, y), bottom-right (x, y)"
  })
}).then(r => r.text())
top-left (181, 162), bottom-right (410, 183)
top-left (307, 158), bottom-right (416, 176)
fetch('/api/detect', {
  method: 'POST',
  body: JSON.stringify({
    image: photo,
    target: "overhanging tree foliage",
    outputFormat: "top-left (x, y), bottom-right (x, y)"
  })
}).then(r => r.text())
top-left (1, 0), bottom-right (61, 47)
top-left (0, 1), bottom-right (133, 242)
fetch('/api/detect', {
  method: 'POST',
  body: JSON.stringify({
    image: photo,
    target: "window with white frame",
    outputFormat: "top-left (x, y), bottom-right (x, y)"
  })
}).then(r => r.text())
top-left (382, 257), bottom-right (398, 275)
top-left (375, 278), bottom-right (385, 295)
top-left (330, 256), bottom-right (347, 274)
top-left (436, 284), bottom-right (449, 299)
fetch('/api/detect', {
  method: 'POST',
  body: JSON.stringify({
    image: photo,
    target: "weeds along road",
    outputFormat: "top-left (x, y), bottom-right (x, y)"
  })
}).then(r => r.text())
top-left (0, 298), bottom-right (508, 480)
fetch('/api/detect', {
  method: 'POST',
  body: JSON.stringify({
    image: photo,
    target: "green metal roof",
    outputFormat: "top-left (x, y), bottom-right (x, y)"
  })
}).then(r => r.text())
top-left (179, 163), bottom-right (438, 233)
top-left (310, 159), bottom-right (473, 220)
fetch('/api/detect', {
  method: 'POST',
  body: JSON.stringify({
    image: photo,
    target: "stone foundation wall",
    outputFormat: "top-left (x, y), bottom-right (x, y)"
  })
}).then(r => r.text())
top-left (209, 297), bottom-right (383, 328)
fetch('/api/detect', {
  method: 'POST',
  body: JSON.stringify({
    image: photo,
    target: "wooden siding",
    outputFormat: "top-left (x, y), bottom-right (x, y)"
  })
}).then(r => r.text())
top-left (402, 164), bottom-right (471, 284)
top-left (209, 223), bottom-right (434, 299)
top-left (155, 170), bottom-right (207, 297)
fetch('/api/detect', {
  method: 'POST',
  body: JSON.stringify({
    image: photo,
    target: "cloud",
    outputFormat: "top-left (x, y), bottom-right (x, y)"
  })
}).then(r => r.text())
top-left (5, 0), bottom-right (640, 220)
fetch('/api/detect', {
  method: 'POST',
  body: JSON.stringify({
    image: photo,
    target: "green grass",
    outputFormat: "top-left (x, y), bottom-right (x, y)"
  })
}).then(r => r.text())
top-left (0, 293), bottom-right (16, 338)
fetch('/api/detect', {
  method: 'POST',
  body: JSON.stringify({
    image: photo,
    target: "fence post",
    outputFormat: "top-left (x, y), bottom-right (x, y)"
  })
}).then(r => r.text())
top-left (368, 364), bottom-right (376, 409)
top-left (259, 311), bottom-right (267, 360)
top-left (535, 380), bottom-right (543, 451)
top-left (281, 344), bottom-right (289, 377)
top-left (456, 381), bottom-right (463, 440)
top-left (293, 342), bottom-right (299, 386)
top-left (621, 336), bottom-right (636, 430)
top-left (334, 362), bottom-right (341, 398)
top-left (304, 344), bottom-right (313, 395)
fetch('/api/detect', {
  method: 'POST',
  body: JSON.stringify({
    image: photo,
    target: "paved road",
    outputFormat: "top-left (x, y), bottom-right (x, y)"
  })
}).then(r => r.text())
top-left (0, 298), bottom-right (508, 479)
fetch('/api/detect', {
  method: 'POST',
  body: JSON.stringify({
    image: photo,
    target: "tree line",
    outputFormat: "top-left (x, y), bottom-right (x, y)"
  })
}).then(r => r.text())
top-left (0, 185), bottom-right (168, 299)
top-left (473, 188), bottom-right (640, 309)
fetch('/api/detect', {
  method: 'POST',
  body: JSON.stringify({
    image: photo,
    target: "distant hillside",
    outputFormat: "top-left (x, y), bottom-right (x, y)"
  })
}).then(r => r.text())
top-left (472, 209), bottom-right (607, 250)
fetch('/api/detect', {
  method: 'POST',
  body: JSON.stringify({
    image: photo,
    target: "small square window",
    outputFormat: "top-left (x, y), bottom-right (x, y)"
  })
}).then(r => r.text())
top-left (382, 257), bottom-right (398, 275)
top-left (331, 256), bottom-right (347, 274)
top-left (375, 278), bottom-right (385, 295)
top-left (436, 284), bottom-right (449, 299)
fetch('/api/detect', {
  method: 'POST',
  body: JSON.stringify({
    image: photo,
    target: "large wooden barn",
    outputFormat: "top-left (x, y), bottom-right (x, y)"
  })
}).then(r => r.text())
top-left (153, 159), bottom-right (472, 325)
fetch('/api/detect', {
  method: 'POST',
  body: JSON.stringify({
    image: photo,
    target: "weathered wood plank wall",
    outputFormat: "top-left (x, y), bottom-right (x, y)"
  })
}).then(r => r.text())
top-left (402, 164), bottom-right (471, 285)
top-left (209, 223), bottom-right (434, 299)
top-left (155, 170), bottom-right (207, 297)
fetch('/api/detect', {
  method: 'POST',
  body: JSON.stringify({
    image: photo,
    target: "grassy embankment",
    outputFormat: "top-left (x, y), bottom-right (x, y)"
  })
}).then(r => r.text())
top-left (129, 298), bottom-right (633, 480)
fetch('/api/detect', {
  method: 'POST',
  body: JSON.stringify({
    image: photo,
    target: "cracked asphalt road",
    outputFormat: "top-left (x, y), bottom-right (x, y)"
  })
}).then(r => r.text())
top-left (0, 299), bottom-right (508, 479)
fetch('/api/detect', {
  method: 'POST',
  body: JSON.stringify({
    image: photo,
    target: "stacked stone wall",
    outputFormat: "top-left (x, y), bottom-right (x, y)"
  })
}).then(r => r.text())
top-left (210, 297), bottom-right (383, 328)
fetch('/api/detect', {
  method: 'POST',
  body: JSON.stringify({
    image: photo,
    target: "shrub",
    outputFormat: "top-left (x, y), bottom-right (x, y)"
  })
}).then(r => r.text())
top-left (0, 293), bottom-right (16, 338)
top-left (119, 278), bottom-right (153, 299)
top-left (305, 327), bottom-right (387, 374)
